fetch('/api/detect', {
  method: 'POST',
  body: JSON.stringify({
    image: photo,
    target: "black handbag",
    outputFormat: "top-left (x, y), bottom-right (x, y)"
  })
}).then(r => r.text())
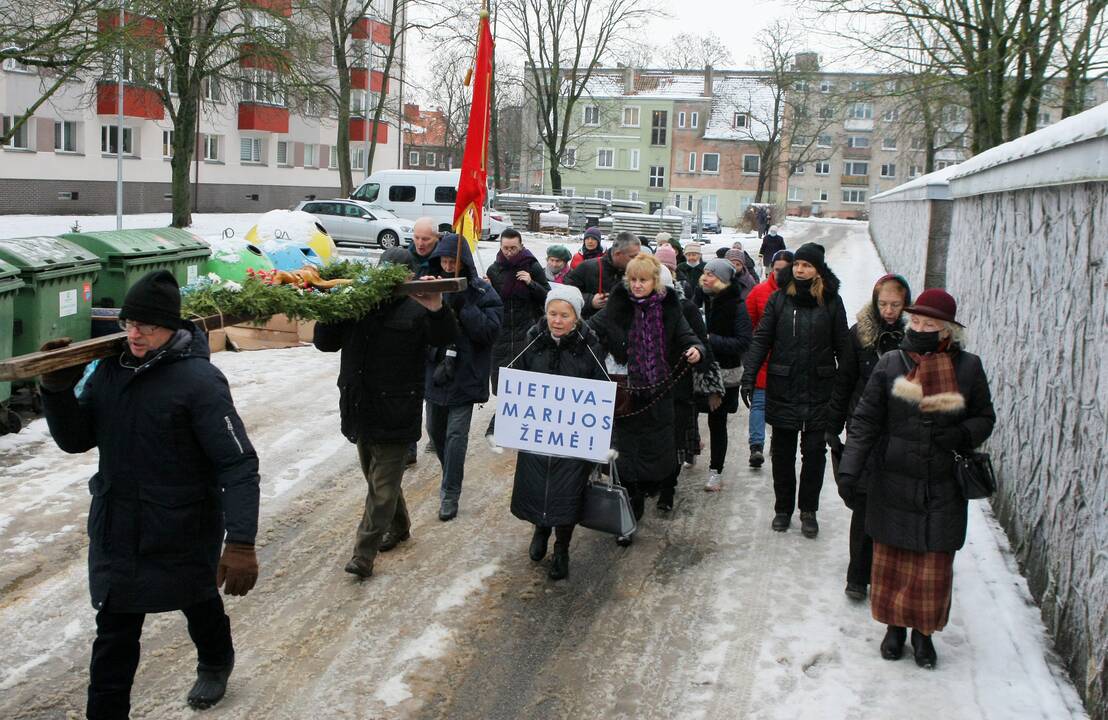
top-left (580, 463), bottom-right (637, 537)
top-left (952, 450), bottom-right (997, 500)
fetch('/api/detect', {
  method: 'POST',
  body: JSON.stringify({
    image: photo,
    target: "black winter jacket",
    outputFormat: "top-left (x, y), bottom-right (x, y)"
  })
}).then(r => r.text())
top-left (314, 299), bottom-right (459, 444)
top-left (486, 251), bottom-right (549, 388)
top-left (588, 286), bottom-right (704, 487)
top-left (41, 328), bottom-right (260, 613)
top-left (675, 261), bottom-right (705, 296)
top-left (758, 234), bottom-right (786, 264)
top-left (838, 348), bottom-right (996, 552)
top-left (740, 267), bottom-right (851, 431)
top-left (564, 250), bottom-right (624, 318)
top-left (840, 307), bottom-right (906, 429)
top-left (702, 282), bottom-right (754, 369)
top-left (510, 321), bottom-right (607, 527)
top-left (426, 235), bottom-right (504, 406)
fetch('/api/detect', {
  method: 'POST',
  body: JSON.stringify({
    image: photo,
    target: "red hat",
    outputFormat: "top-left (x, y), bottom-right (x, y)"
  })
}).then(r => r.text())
top-left (906, 288), bottom-right (963, 327)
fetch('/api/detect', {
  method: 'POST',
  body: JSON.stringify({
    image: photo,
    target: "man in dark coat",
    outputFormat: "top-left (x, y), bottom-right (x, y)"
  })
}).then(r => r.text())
top-left (758, 226), bottom-right (786, 273)
top-left (675, 241), bottom-right (706, 296)
top-left (407, 216), bottom-right (439, 277)
top-left (38, 270), bottom-right (260, 718)
top-left (563, 230), bottom-right (641, 318)
top-left (484, 228), bottom-right (549, 438)
top-left (314, 248), bottom-right (459, 578)
top-left (426, 233), bottom-right (504, 521)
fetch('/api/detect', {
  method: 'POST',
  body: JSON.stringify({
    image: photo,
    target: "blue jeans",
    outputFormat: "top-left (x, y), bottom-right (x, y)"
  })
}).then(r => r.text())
top-left (426, 402), bottom-right (474, 502)
top-left (748, 389), bottom-right (766, 446)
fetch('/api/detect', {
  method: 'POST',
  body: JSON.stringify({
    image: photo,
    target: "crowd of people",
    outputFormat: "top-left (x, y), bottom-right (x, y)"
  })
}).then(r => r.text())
top-left (34, 215), bottom-right (996, 717)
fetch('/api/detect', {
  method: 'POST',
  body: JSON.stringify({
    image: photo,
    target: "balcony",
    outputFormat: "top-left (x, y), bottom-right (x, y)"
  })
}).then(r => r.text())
top-left (349, 118), bottom-right (388, 144)
top-left (842, 146), bottom-right (871, 159)
top-left (843, 117), bottom-right (874, 132)
top-left (353, 17), bottom-right (392, 44)
top-left (96, 83), bottom-right (164, 120)
top-left (242, 0), bottom-right (292, 16)
top-left (841, 174), bottom-right (869, 186)
top-left (238, 103), bottom-right (289, 133)
top-left (97, 11), bottom-right (164, 41)
top-left (350, 68), bottom-right (388, 92)
top-left (239, 44), bottom-right (291, 72)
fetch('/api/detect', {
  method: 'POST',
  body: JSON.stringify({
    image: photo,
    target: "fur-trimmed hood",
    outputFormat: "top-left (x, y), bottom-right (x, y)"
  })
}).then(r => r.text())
top-left (855, 305), bottom-right (906, 350)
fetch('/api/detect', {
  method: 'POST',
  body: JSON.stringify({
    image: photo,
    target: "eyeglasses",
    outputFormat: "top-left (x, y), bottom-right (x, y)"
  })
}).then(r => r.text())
top-left (118, 319), bottom-right (161, 335)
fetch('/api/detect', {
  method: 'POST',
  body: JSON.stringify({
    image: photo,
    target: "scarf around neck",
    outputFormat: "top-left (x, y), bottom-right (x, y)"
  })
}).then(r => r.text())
top-left (892, 338), bottom-right (966, 413)
top-left (627, 291), bottom-right (667, 385)
top-left (494, 248), bottom-right (537, 300)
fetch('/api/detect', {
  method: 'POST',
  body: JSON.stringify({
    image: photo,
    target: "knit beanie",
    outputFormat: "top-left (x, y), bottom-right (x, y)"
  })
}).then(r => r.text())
top-left (655, 244), bottom-right (678, 271)
top-left (546, 244), bottom-right (572, 262)
top-left (704, 258), bottom-right (736, 284)
top-left (715, 247), bottom-right (728, 259)
top-left (794, 242), bottom-right (827, 275)
top-left (120, 270), bottom-right (184, 329)
top-left (771, 249), bottom-right (795, 264)
top-left (684, 241), bottom-right (702, 255)
top-left (655, 231), bottom-right (672, 246)
top-left (545, 283), bottom-right (584, 319)
top-left (583, 227), bottom-right (603, 241)
top-left (725, 248), bottom-right (746, 264)
top-left (379, 246), bottom-right (418, 272)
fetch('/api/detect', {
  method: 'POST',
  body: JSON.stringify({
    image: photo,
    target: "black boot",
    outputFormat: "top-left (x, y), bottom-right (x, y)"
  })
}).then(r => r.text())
top-left (800, 511), bottom-right (819, 539)
top-left (880, 625), bottom-right (906, 660)
top-left (344, 557), bottom-right (373, 578)
top-left (379, 529), bottom-right (411, 552)
top-left (844, 582), bottom-right (867, 601)
top-left (656, 488), bottom-right (674, 512)
top-left (911, 629), bottom-right (937, 669)
top-left (749, 445), bottom-right (764, 468)
top-left (187, 653), bottom-right (235, 709)
top-left (529, 526), bottom-right (551, 562)
top-left (548, 544), bottom-right (569, 580)
top-left (771, 513), bottom-right (791, 532)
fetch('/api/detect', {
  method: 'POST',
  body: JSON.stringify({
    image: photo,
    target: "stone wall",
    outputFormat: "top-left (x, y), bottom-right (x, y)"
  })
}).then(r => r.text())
top-left (867, 198), bottom-right (934, 292)
top-left (945, 182), bottom-right (1107, 719)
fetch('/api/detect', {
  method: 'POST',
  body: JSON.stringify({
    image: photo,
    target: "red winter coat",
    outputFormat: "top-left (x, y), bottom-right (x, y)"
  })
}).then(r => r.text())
top-left (745, 272), bottom-right (779, 389)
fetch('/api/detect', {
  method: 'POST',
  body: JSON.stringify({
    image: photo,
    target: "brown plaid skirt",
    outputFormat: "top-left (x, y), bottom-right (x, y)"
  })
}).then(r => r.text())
top-left (870, 542), bottom-right (955, 634)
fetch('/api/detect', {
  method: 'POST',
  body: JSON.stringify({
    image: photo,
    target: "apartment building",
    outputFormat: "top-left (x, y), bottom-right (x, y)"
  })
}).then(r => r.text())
top-left (0, 1), bottom-right (403, 215)
top-left (401, 103), bottom-right (459, 170)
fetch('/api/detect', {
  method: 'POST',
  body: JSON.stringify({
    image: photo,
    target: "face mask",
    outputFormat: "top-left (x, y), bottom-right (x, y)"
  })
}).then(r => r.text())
top-left (905, 328), bottom-right (941, 353)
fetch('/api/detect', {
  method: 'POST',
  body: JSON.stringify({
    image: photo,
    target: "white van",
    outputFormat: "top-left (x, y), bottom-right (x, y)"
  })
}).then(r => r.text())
top-left (350, 169), bottom-right (508, 239)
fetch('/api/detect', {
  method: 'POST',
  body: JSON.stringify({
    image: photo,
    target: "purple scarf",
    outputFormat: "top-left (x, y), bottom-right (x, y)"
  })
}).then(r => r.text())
top-left (627, 291), bottom-right (667, 385)
top-left (494, 248), bottom-right (537, 300)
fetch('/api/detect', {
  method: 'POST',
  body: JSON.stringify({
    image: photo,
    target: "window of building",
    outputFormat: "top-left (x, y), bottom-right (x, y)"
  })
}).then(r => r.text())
top-left (818, 189), bottom-right (829, 202)
top-left (648, 165), bottom-right (665, 188)
top-left (794, 79), bottom-right (809, 92)
top-left (842, 188), bottom-right (867, 204)
top-left (596, 148), bottom-right (615, 168)
top-left (880, 163), bottom-right (896, 178)
top-left (704, 194), bottom-right (717, 212)
top-left (936, 161), bottom-right (951, 170)
top-left (162, 130), bottom-right (174, 158)
top-left (815, 160), bottom-right (830, 175)
top-left (329, 146), bottom-right (338, 169)
top-left (881, 136), bottom-right (897, 150)
top-left (389, 185), bottom-right (417, 202)
top-left (850, 80), bottom-right (869, 92)
top-left (688, 152), bottom-right (696, 172)
top-left (426, 151), bottom-right (436, 166)
top-left (350, 147), bottom-right (365, 170)
top-left (691, 111), bottom-right (699, 128)
top-left (583, 105), bottom-right (600, 126)
top-left (819, 79), bottom-right (832, 93)
top-left (203, 134), bottom-right (220, 161)
top-left (817, 133), bottom-right (832, 147)
top-left (848, 102), bottom-right (873, 119)
top-left (791, 134), bottom-right (812, 147)
top-left (733, 112), bottom-right (749, 129)
top-left (240, 137), bottom-right (263, 163)
top-left (629, 190), bottom-right (639, 201)
top-left (678, 111), bottom-right (686, 128)
top-left (2, 58), bottom-right (34, 73)
top-left (100, 125), bottom-right (133, 156)
top-left (304, 143), bottom-right (317, 167)
top-left (622, 106), bottom-right (640, 127)
top-left (910, 136), bottom-right (926, 150)
top-left (120, 49), bottom-right (156, 84)
top-left (595, 188), bottom-right (613, 200)
top-left (54, 121), bottom-right (78, 153)
top-left (847, 135), bottom-right (870, 148)
top-left (276, 140), bottom-right (289, 165)
top-left (844, 161), bottom-right (869, 176)
top-left (908, 164), bottom-right (921, 178)
top-left (882, 108), bottom-right (899, 121)
top-left (629, 148), bottom-right (640, 170)
top-left (563, 147), bottom-right (576, 167)
top-left (2, 116), bottom-right (29, 149)
top-left (202, 77), bottom-right (221, 102)
top-left (788, 186), bottom-right (803, 201)
top-left (791, 162), bottom-right (805, 175)
top-left (702, 153), bottom-right (720, 173)
top-left (650, 110), bottom-right (667, 145)
top-left (818, 106), bottom-right (835, 119)
top-left (409, 151), bottom-right (419, 166)
top-left (561, 187), bottom-right (575, 197)
top-left (241, 68), bottom-right (284, 106)
top-left (742, 154), bottom-right (760, 174)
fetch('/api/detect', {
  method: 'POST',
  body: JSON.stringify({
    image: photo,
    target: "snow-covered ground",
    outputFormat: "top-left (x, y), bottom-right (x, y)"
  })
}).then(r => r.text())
top-left (0, 217), bottom-right (1089, 719)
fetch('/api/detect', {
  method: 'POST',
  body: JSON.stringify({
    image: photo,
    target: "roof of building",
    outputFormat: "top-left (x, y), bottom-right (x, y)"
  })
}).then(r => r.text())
top-left (703, 76), bottom-right (776, 142)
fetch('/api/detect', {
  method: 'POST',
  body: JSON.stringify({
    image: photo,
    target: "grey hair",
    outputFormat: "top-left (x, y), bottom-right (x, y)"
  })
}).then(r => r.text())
top-left (611, 231), bottom-right (641, 253)
top-left (943, 321), bottom-right (966, 346)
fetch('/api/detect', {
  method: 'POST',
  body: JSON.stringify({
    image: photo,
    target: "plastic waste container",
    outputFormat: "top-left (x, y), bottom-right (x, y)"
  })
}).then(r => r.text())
top-left (0, 258), bottom-right (25, 409)
top-left (61, 228), bottom-right (211, 307)
top-left (0, 236), bottom-right (101, 357)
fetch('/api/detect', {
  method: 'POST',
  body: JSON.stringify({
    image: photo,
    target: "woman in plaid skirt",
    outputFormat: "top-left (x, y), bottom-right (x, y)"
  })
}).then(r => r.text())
top-left (836, 289), bottom-right (996, 669)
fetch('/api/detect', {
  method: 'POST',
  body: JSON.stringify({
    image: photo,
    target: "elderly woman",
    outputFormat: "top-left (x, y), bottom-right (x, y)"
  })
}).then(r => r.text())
top-left (589, 253), bottom-right (704, 545)
top-left (509, 285), bottom-right (607, 580)
top-left (837, 289), bottom-right (995, 669)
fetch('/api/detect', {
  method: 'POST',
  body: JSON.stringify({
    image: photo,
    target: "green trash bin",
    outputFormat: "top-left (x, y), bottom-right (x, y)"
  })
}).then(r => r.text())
top-left (0, 236), bottom-right (101, 357)
top-left (0, 259), bottom-right (26, 406)
top-left (60, 228), bottom-right (212, 307)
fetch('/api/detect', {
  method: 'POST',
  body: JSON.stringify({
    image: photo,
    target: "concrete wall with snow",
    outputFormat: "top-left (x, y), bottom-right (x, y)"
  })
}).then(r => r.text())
top-left (944, 106), bottom-right (1108, 720)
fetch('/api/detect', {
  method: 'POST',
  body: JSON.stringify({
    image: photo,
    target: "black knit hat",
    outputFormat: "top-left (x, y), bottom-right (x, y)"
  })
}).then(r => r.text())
top-left (794, 242), bottom-right (827, 275)
top-left (379, 247), bottom-right (418, 272)
top-left (120, 270), bottom-right (184, 329)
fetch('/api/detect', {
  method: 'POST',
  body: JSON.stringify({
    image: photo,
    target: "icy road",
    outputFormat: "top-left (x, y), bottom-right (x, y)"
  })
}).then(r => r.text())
top-left (0, 219), bottom-right (1088, 719)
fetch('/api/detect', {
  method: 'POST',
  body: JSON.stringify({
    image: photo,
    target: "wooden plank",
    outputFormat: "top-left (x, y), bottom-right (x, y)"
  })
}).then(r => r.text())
top-left (0, 278), bottom-right (468, 381)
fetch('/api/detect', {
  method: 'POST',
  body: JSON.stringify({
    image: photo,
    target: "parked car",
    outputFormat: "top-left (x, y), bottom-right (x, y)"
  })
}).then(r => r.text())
top-left (700, 211), bottom-right (722, 233)
top-left (351, 169), bottom-right (507, 240)
top-left (294, 199), bottom-right (414, 248)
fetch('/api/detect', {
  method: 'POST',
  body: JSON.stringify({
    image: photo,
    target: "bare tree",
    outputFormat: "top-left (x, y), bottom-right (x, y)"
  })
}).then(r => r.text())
top-left (660, 32), bottom-right (733, 70)
top-left (1058, 0), bottom-right (1108, 116)
top-left (501, 0), bottom-right (659, 194)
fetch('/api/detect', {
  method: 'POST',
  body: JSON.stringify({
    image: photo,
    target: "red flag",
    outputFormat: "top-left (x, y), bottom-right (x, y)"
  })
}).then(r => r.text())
top-left (452, 10), bottom-right (494, 253)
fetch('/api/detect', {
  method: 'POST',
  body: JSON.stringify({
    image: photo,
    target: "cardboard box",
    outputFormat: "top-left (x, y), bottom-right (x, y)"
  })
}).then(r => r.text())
top-left (297, 320), bottom-right (317, 343)
top-left (208, 329), bottom-right (227, 354)
top-left (224, 325), bottom-right (302, 351)
top-left (264, 314), bottom-right (300, 334)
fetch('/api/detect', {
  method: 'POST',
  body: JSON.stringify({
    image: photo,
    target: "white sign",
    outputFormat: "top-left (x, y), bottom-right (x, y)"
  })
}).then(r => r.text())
top-left (59, 289), bottom-right (77, 318)
top-left (494, 367), bottom-right (617, 463)
top-left (187, 264), bottom-right (199, 285)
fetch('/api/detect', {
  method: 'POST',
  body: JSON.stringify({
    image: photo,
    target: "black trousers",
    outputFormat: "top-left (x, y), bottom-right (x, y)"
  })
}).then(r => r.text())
top-left (707, 407), bottom-right (729, 472)
top-left (847, 495), bottom-right (874, 585)
top-left (770, 427), bottom-right (826, 515)
top-left (87, 595), bottom-right (233, 720)
top-left (535, 524), bottom-right (576, 548)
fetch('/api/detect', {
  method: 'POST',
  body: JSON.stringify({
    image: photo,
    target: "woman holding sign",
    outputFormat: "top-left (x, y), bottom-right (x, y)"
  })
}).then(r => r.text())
top-left (589, 253), bottom-right (705, 546)
top-left (510, 285), bottom-right (607, 580)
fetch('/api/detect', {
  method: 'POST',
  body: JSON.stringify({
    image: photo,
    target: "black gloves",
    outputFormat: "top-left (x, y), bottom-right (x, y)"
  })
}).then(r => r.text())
top-left (837, 474), bottom-right (861, 511)
top-left (739, 385), bottom-right (753, 409)
top-left (933, 425), bottom-right (969, 452)
top-left (433, 346), bottom-right (458, 386)
top-left (38, 338), bottom-right (85, 392)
